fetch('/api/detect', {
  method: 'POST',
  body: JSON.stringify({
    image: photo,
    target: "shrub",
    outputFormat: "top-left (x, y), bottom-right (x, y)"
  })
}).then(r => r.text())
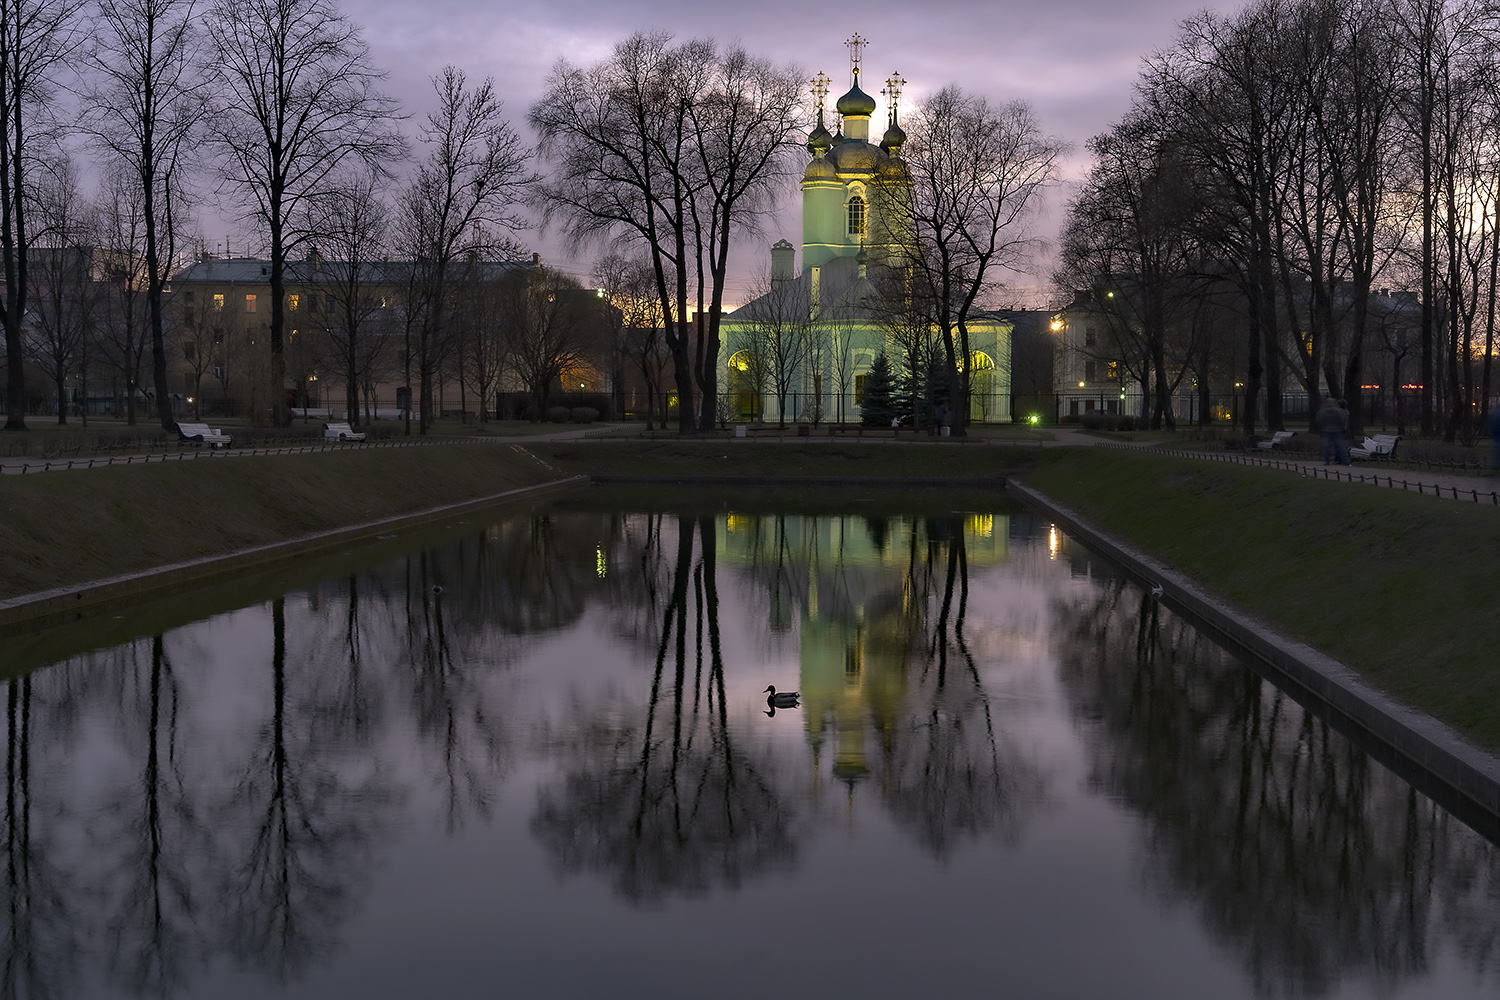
top-left (548, 406), bottom-right (570, 423)
top-left (570, 407), bottom-right (598, 423)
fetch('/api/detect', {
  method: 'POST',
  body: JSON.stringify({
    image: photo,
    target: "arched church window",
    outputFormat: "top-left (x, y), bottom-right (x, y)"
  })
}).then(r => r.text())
top-left (847, 195), bottom-right (866, 238)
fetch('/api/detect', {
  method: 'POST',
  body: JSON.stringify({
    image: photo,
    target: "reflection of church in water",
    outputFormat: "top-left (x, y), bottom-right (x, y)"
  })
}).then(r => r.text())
top-left (719, 511), bottom-right (1009, 789)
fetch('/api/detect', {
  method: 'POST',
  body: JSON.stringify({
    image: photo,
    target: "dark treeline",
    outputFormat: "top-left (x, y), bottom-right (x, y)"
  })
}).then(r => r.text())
top-left (1060, 0), bottom-right (1500, 441)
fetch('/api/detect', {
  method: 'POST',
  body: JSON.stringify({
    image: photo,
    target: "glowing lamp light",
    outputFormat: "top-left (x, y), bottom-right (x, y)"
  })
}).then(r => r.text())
top-left (1028, 413), bottom-right (1040, 426)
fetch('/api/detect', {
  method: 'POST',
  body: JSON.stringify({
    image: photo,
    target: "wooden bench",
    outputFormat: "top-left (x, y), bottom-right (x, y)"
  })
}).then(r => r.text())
top-left (1349, 433), bottom-right (1400, 460)
top-left (176, 422), bottom-right (232, 448)
top-left (1256, 430), bottom-right (1297, 450)
top-left (323, 421), bottom-right (367, 442)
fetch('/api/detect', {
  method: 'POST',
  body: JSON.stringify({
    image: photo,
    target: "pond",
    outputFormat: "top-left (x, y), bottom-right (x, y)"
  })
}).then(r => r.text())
top-left (4, 492), bottom-right (1499, 999)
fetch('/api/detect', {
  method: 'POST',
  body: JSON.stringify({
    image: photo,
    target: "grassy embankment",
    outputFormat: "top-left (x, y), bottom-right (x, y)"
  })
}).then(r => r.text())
top-left (1016, 448), bottom-right (1500, 751)
top-left (0, 442), bottom-right (569, 602)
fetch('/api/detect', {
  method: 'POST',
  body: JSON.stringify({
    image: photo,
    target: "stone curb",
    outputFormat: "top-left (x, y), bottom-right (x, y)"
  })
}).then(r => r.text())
top-left (591, 475), bottom-right (1007, 487)
top-left (0, 476), bottom-right (588, 633)
top-left (1007, 478), bottom-right (1500, 841)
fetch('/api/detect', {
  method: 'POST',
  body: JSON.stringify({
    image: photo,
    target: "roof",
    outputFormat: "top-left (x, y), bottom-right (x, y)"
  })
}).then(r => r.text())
top-left (171, 255), bottom-right (531, 285)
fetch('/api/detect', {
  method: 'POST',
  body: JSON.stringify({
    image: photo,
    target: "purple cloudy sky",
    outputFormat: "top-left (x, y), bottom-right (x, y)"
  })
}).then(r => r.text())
top-left (322, 0), bottom-right (1231, 302)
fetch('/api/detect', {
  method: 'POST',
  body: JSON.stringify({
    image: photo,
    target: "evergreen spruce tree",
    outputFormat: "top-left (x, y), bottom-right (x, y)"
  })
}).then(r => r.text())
top-left (860, 353), bottom-right (898, 426)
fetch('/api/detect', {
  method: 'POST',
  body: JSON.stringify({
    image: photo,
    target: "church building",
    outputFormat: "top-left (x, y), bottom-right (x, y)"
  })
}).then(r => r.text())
top-left (721, 37), bottom-right (1012, 426)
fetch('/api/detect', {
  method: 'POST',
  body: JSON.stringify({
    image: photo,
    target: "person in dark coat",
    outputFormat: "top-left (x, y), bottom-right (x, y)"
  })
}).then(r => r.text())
top-left (1315, 397), bottom-right (1348, 465)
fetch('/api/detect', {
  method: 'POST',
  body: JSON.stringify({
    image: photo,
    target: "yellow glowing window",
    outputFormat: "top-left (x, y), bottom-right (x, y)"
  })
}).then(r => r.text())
top-left (213, 294), bottom-right (224, 311)
top-left (847, 196), bottom-right (866, 237)
top-left (288, 294), bottom-right (299, 311)
top-left (245, 294), bottom-right (256, 313)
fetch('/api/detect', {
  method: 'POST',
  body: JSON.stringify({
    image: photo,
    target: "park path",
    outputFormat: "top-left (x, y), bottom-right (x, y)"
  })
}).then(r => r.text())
top-left (0, 423), bottom-right (622, 475)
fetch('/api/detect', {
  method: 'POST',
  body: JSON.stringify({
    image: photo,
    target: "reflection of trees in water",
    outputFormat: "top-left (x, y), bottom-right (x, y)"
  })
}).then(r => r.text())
top-left (881, 517), bottom-right (1043, 857)
top-left (532, 515), bottom-right (797, 903)
top-left (1, 674), bottom-right (82, 1000)
top-left (92, 635), bottom-right (213, 996)
top-left (1056, 582), bottom-right (1500, 998)
top-left (218, 598), bottom-right (392, 982)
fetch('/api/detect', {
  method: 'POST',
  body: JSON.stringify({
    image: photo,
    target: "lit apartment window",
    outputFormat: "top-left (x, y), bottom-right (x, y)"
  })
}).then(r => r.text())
top-left (245, 294), bottom-right (257, 313)
top-left (213, 294), bottom-right (224, 311)
top-left (289, 294), bottom-right (299, 311)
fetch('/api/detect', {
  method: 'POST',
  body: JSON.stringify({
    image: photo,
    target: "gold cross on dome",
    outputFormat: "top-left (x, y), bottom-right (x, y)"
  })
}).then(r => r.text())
top-left (845, 34), bottom-right (866, 77)
top-left (884, 72), bottom-right (906, 118)
top-left (811, 71), bottom-right (830, 109)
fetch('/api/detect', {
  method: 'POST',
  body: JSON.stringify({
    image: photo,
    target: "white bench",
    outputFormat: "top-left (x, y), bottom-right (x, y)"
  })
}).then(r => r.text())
top-left (1256, 430), bottom-right (1297, 450)
top-left (323, 421), bottom-right (367, 442)
top-left (1349, 433), bottom-right (1401, 460)
top-left (176, 422), bottom-right (232, 448)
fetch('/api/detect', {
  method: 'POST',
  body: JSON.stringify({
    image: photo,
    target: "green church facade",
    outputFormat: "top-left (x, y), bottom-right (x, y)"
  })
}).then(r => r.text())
top-left (721, 41), bottom-right (1012, 426)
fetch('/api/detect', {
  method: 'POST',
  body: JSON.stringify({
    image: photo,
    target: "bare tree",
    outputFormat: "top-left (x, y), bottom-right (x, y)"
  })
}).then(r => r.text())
top-left (595, 252), bottom-right (668, 428)
top-left (877, 86), bottom-right (1066, 435)
top-left (25, 160), bottom-right (100, 423)
top-left (94, 168), bottom-right (150, 423)
top-left (84, 0), bottom-right (204, 431)
top-left (398, 66), bottom-right (531, 434)
top-left (531, 33), bottom-right (802, 435)
top-left (452, 258), bottom-right (509, 423)
top-left (731, 269), bottom-right (810, 427)
top-left (0, 0), bottom-right (83, 430)
top-left (302, 171), bottom-right (391, 426)
top-left (206, 0), bottom-right (402, 425)
top-left (1058, 112), bottom-right (1201, 428)
top-left (501, 265), bottom-right (603, 417)
top-left (684, 44), bottom-right (804, 432)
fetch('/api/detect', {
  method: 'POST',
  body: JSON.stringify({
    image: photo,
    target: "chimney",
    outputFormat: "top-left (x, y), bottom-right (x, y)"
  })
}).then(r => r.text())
top-left (531, 252), bottom-right (541, 268)
top-left (770, 239), bottom-right (795, 287)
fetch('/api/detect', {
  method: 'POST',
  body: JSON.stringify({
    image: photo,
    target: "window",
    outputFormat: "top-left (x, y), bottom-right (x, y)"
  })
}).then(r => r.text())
top-left (213, 294), bottom-right (224, 311)
top-left (213, 328), bottom-right (224, 346)
top-left (310, 295), bottom-right (321, 313)
top-left (1106, 361), bottom-right (1119, 380)
top-left (1085, 360), bottom-right (1096, 381)
top-left (847, 195), bottom-right (866, 238)
top-left (185, 291), bottom-right (195, 301)
top-left (212, 364), bottom-right (224, 380)
top-left (245, 294), bottom-right (256, 313)
top-left (183, 343), bottom-right (196, 361)
top-left (325, 294), bottom-right (335, 313)
top-left (288, 294), bottom-right (299, 311)
top-left (1084, 326), bottom-right (1096, 346)
top-left (182, 306), bottom-right (194, 324)
top-left (855, 373), bottom-right (868, 402)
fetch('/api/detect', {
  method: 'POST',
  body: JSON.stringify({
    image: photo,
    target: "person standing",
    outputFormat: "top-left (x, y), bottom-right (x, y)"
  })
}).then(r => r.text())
top-left (1315, 397), bottom-right (1348, 465)
top-left (1487, 405), bottom-right (1500, 473)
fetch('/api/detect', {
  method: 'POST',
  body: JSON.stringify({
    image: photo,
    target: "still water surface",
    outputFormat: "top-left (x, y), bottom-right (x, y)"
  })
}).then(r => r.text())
top-left (5, 496), bottom-right (1500, 999)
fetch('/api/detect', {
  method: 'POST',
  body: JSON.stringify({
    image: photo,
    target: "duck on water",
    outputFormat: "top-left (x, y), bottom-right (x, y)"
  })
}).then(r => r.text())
top-left (765, 685), bottom-right (800, 716)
